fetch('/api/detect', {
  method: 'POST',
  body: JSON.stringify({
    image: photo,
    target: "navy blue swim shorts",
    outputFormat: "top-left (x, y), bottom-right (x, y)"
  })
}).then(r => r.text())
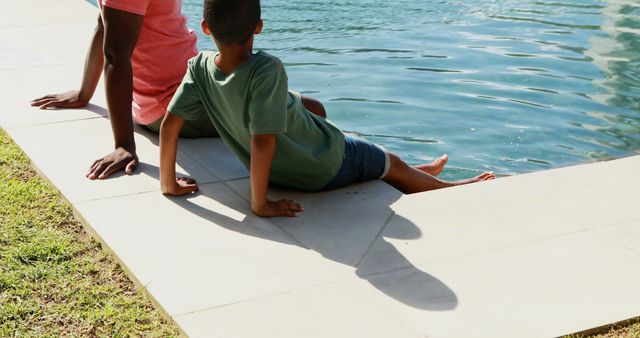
top-left (321, 135), bottom-right (390, 191)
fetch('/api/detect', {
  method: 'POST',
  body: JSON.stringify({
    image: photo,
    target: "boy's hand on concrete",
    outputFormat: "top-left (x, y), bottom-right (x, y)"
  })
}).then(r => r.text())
top-left (162, 177), bottom-right (198, 196)
top-left (30, 90), bottom-right (89, 109)
top-left (252, 199), bottom-right (304, 218)
top-left (86, 147), bottom-right (138, 180)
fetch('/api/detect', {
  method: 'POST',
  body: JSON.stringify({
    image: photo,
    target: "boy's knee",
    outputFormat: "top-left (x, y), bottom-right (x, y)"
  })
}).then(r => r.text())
top-left (385, 152), bottom-right (410, 177)
top-left (315, 102), bottom-right (327, 118)
top-left (388, 152), bottom-right (405, 168)
top-left (301, 95), bottom-right (326, 118)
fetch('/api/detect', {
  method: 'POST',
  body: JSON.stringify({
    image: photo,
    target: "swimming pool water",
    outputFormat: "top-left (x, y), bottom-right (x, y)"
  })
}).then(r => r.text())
top-left (98, 0), bottom-right (640, 179)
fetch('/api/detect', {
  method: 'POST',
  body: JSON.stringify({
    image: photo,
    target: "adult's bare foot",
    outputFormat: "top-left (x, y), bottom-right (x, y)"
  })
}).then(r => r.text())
top-left (454, 172), bottom-right (496, 186)
top-left (415, 154), bottom-right (448, 176)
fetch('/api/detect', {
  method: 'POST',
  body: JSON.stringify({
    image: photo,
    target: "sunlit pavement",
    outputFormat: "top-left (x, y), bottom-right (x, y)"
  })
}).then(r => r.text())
top-left (1, 1), bottom-right (639, 337)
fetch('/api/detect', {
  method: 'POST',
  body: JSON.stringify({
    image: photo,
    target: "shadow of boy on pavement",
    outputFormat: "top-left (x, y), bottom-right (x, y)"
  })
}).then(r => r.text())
top-left (163, 174), bottom-right (458, 311)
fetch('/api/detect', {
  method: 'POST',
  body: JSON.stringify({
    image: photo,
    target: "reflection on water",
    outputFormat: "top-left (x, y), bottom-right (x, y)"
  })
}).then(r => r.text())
top-left (583, 0), bottom-right (640, 158)
top-left (189, 0), bottom-right (639, 178)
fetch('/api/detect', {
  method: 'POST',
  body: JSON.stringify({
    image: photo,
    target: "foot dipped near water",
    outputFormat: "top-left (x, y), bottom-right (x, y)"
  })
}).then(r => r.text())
top-left (415, 154), bottom-right (448, 176)
top-left (454, 172), bottom-right (496, 186)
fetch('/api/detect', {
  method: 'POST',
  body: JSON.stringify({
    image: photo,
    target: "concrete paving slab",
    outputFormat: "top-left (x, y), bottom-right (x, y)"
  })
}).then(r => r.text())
top-left (2, 0), bottom-right (640, 337)
top-left (225, 179), bottom-right (402, 273)
top-left (357, 177), bottom-right (584, 276)
top-left (359, 231), bottom-right (640, 338)
top-left (0, 66), bottom-right (108, 129)
top-left (75, 182), bottom-right (343, 316)
top-left (0, 28), bottom-right (66, 70)
top-left (179, 138), bottom-right (249, 181)
top-left (2, 0), bottom-right (97, 27)
top-left (596, 220), bottom-right (640, 257)
top-left (8, 118), bottom-right (217, 203)
top-left (22, 20), bottom-right (99, 66)
top-left (509, 156), bottom-right (640, 228)
top-left (173, 281), bottom-right (420, 338)
top-left (0, 9), bottom-right (19, 29)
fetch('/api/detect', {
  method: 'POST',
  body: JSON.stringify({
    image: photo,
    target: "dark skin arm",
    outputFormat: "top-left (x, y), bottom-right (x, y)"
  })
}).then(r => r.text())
top-left (158, 117), bottom-right (301, 217)
top-left (250, 134), bottom-right (304, 217)
top-left (31, 14), bottom-right (104, 109)
top-left (86, 7), bottom-right (144, 180)
top-left (31, 9), bottom-right (144, 180)
top-left (159, 112), bottom-right (198, 195)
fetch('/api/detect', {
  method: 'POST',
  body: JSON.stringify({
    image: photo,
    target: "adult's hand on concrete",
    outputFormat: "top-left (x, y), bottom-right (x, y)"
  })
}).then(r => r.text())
top-left (30, 90), bottom-right (89, 109)
top-left (86, 147), bottom-right (138, 180)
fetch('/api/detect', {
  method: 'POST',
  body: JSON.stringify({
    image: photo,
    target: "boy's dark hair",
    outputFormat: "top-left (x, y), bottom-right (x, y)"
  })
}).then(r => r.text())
top-left (204, 0), bottom-right (261, 46)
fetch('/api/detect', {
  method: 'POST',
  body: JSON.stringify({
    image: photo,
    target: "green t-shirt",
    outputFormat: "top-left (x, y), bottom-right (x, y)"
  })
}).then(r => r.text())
top-left (168, 51), bottom-right (345, 191)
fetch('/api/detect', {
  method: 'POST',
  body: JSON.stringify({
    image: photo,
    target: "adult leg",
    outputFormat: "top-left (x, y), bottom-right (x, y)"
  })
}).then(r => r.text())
top-left (301, 95), bottom-right (327, 118)
top-left (383, 153), bottom-right (494, 194)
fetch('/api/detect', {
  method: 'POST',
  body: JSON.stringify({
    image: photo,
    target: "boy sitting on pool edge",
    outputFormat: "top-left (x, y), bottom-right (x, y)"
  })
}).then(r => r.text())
top-left (159, 0), bottom-right (495, 217)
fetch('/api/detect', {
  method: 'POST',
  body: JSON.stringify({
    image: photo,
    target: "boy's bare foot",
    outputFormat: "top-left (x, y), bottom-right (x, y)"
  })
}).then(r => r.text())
top-left (415, 154), bottom-right (448, 176)
top-left (454, 172), bottom-right (496, 186)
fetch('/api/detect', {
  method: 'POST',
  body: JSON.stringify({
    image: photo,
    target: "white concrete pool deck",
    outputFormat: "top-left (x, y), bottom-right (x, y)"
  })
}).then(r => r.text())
top-left (2, 1), bottom-right (640, 337)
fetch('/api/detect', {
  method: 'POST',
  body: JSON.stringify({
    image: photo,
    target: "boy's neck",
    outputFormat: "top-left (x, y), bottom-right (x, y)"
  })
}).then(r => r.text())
top-left (215, 39), bottom-right (255, 74)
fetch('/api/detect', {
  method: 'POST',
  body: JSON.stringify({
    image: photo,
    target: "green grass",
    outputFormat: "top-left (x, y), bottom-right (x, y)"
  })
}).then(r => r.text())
top-left (0, 128), bottom-right (180, 337)
top-left (592, 323), bottom-right (640, 338)
top-left (564, 319), bottom-right (640, 338)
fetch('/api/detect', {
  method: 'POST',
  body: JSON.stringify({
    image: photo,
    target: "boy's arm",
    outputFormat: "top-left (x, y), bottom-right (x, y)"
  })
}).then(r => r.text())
top-left (31, 14), bottom-right (104, 108)
top-left (160, 112), bottom-right (198, 195)
top-left (250, 134), bottom-right (303, 217)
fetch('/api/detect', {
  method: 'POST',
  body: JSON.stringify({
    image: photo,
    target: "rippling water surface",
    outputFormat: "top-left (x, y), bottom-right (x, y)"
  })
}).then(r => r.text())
top-left (160, 1), bottom-right (640, 178)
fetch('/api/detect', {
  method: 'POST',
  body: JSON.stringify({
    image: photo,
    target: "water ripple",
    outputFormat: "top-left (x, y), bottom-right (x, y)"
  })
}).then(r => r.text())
top-left (488, 15), bottom-right (601, 30)
top-left (507, 98), bottom-right (551, 109)
top-left (406, 67), bottom-right (468, 73)
top-left (284, 62), bottom-right (336, 67)
top-left (502, 157), bottom-right (552, 166)
top-left (345, 131), bottom-right (440, 144)
top-left (329, 98), bottom-right (405, 105)
top-left (533, 2), bottom-right (605, 9)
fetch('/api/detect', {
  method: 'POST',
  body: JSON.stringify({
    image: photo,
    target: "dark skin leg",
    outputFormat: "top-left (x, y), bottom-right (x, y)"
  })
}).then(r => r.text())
top-left (300, 95), bottom-right (327, 118)
top-left (383, 153), bottom-right (495, 194)
top-left (300, 94), bottom-right (455, 180)
top-left (416, 154), bottom-right (448, 176)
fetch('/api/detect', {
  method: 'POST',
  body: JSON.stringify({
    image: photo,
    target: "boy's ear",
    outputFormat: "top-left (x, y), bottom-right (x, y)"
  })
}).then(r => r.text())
top-left (254, 19), bottom-right (263, 35)
top-left (201, 19), bottom-right (212, 36)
